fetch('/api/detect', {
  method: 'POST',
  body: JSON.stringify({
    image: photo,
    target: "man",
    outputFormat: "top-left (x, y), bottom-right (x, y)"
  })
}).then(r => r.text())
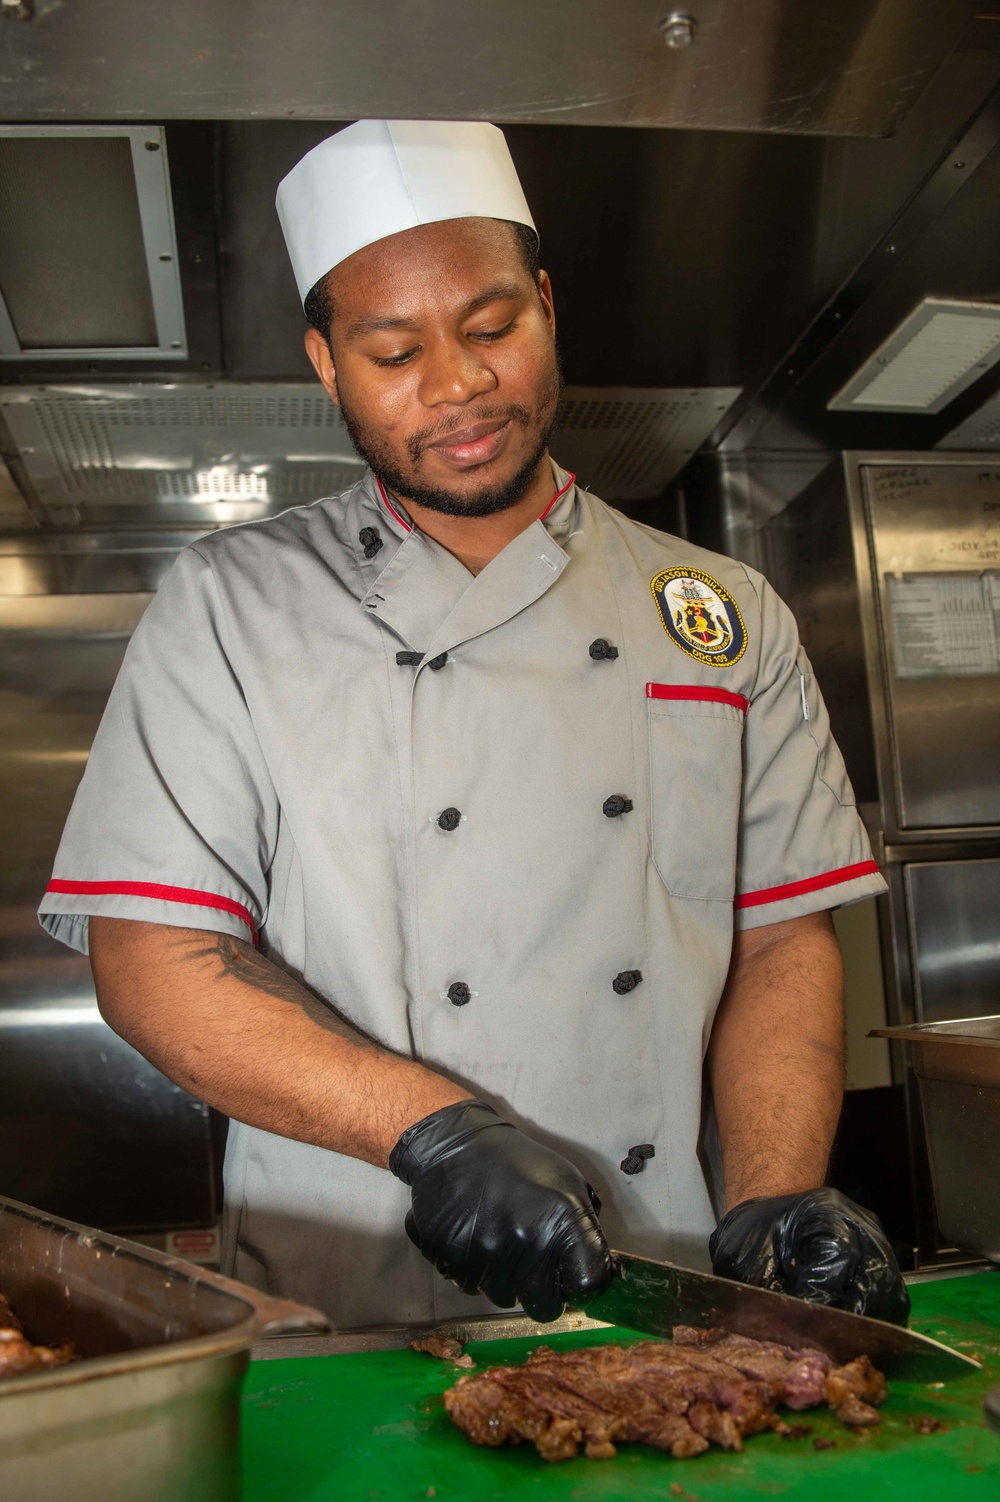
top-left (40, 120), bottom-right (906, 1330)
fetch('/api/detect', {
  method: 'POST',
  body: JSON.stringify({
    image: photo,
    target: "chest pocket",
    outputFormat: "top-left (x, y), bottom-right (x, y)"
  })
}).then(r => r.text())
top-left (646, 684), bottom-right (747, 901)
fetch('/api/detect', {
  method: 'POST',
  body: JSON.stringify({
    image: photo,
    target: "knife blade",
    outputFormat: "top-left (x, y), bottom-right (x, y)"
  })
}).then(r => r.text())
top-left (576, 1251), bottom-right (979, 1382)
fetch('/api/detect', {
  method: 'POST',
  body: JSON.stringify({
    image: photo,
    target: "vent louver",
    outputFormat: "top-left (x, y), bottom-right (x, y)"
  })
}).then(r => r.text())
top-left (1, 382), bottom-right (739, 526)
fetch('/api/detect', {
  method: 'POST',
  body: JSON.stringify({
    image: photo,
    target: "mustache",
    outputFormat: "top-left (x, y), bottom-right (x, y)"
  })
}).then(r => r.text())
top-left (406, 402), bottom-right (532, 463)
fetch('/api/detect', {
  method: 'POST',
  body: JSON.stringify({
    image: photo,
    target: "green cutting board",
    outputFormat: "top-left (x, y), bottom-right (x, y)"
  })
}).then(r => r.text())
top-left (242, 1271), bottom-right (1000, 1500)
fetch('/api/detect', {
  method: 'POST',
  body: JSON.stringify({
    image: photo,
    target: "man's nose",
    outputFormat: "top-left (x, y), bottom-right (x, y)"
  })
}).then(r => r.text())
top-left (418, 334), bottom-right (498, 407)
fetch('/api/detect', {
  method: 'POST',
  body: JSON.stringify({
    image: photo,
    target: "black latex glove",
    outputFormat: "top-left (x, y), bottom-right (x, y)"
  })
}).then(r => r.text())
top-left (389, 1098), bottom-right (613, 1322)
top-left (710, 1186), bottom-right (910, 1326)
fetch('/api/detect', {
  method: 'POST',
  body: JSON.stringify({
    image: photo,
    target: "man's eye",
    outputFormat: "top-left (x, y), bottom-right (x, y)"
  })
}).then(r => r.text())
top-left (473, 320), bottom-right (516, 343)
top-left (371, 348), bottom-right (418, 368)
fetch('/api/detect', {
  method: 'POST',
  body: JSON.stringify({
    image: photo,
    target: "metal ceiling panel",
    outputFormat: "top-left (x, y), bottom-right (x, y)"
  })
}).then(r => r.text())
top-left (0, 382), bottom-right (740, 527)
top-left (938, 389), bottom-right (1000, 447)
top-left (0, 0), bottom-right (978, 137)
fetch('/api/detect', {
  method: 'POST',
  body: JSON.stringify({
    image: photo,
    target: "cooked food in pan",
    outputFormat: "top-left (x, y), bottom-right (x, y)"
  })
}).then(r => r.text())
top-left (444, 1326), bottom-right (886, 1462)
top-left (0, 1292), bottom-right (74, 1379)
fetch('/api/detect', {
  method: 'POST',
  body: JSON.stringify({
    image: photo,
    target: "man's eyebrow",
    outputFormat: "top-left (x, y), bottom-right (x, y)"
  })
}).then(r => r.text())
top-left (344, 282), bottom-right (524, 342)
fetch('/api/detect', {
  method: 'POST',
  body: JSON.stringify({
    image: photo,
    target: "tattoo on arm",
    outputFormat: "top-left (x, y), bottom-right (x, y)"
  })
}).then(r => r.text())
top-left (162, 930), bottom-right (376, 1048)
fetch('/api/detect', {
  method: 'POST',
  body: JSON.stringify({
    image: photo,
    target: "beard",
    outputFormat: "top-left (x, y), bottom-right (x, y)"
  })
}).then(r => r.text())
top-left (337, 357), bottom-right (563, 519)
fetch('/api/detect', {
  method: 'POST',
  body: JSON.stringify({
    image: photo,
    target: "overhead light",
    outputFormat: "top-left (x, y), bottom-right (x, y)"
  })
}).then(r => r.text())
top-left (827, 298), bottom-right (1000, 414)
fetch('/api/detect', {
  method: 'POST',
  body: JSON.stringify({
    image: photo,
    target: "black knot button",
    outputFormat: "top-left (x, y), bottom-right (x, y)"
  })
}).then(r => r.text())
top-left (447, 981), bottom-right (471, 1007)
top-left (620, 1143), bottom-right (655, 1175)
top-left (589, 638), bottom-right (619, 661)
top-left (612, 969), bottom-right (642, 995)
top-left (395, 650), bottom-right (422, 666)
top-left (437, 807), bottom-right (461, 832)
top-left (603, 795), bottom-right (634, 818)
top-left (427, 652), bottom-right (449, 671)
top-left (359, 526), bottom-right (384, 560)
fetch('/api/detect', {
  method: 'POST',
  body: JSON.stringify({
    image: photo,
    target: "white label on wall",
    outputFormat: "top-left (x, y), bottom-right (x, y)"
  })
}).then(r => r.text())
top-left (886, 572), bottom-right (1000, 678)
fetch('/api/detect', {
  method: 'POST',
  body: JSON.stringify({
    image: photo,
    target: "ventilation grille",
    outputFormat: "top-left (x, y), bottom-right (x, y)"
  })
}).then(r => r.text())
top-left (41, 390), bottom-right (343, 428)
top-left (828, 299), bottom-right (1000, 415)
top-left (553, 389), bottom-right (737, 499)
top-left (1, 382), bottom-right (740, 524)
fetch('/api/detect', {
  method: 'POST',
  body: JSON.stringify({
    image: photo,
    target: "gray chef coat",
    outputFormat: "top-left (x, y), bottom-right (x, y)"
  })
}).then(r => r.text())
top-left (39, 462), bottom-right (886, 1328)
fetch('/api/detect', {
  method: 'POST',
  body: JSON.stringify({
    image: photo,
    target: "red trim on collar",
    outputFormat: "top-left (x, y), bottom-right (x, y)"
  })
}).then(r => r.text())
top-left (373, 471), bottom-right (576, 532)
top-left (540, 471), bottom-right (577, 521)
top-left (45, 878), bottom-right (259, 944)
top-left (374, 475), bottom-right (412, 533)
top-left (647, 683), bottom-right (749, 714)
top-left (735, 860), bottom-right (880, 910)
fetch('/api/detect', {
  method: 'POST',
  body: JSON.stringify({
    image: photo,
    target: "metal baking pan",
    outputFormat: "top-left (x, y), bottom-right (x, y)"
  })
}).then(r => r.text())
top-left (870, 1017), bottom-right (1000, 1262)
top-left (0, 1194), bottom-right (329, 1502)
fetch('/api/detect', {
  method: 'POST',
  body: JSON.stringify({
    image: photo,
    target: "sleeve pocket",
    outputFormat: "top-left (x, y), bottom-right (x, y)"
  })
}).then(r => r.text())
top-left (647, 692), bottom-right (746, 901)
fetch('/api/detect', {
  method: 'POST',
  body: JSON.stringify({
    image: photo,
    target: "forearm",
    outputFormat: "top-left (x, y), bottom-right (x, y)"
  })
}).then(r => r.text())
top-left (707, 911), bottom-right (844, 1209)
top-left (89, 918), bottom-right (470, 1167)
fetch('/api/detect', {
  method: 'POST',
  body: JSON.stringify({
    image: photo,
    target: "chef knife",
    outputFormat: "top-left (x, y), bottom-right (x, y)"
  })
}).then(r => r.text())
top-left (576, 1251), bottom-right (979, 1382)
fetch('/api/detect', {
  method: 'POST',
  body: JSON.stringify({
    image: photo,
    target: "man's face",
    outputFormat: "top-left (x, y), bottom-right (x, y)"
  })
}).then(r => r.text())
top-left (304, 218), bottom-right (560, 517)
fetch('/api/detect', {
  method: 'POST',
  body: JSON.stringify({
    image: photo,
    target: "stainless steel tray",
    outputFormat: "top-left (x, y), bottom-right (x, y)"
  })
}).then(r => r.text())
top-left (0, 1195), bottom-right (329, 1502)
top-left (871, 1017), bottom-right (1000, 1262)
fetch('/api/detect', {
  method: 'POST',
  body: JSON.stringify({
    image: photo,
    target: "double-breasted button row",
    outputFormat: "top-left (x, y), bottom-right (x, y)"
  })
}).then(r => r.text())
top-left (620, 1143), bottom-right (655, 1175)
top-left (358, 526), bottom-right (383, 560)
top-left (431, 633), bottom-right (626, 1019)
top-left (395, 650), bottom-right (449, 670)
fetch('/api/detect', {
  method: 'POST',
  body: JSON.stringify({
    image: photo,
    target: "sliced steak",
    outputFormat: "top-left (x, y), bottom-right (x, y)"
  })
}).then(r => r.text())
top-left (444, 1327), bottom-right (888, 1462)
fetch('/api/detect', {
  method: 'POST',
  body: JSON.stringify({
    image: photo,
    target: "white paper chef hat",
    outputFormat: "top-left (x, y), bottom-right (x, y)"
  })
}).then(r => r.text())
top-left (276, 119), bottom-right (537, 306)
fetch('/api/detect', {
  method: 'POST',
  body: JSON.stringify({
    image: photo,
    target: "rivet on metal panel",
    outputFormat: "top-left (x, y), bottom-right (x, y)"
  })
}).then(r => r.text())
top-left (144, 140), bottom-right (160, 151)
top-left (660, 12), bottom-right (696, 48)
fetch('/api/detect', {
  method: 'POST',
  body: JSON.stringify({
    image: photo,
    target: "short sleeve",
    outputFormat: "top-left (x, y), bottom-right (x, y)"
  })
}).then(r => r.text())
top-left (38, 545), bottom-right (278, 954)
top-left (735, 573), bottom-right (887, 930)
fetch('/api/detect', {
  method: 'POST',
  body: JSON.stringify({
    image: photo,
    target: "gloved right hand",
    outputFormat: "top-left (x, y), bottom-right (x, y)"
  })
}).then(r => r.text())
top-left (389, 1098), bottom-right (613, 1322)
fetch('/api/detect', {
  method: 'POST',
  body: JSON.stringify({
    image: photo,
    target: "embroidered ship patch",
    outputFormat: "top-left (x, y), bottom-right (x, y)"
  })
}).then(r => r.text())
top-left (651, 567), bottom-right (747, 667)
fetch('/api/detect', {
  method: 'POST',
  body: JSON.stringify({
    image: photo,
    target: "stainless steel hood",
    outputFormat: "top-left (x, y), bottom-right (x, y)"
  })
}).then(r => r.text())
top-left (0, 0), bottom-right (979, 137)
top-left (0, 382), bottom-right (740, 527)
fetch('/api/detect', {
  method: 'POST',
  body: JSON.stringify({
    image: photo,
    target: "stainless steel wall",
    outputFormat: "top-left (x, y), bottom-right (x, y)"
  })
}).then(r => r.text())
top-left (755, 452), bottom-right (1000, 1263)
top-left (0, 538), bottom-right (219, 1233)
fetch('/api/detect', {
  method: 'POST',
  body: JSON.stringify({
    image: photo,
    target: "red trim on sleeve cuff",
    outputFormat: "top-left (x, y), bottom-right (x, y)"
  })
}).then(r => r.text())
top-left (735, 860), bottom-right (881, 910)
top-left (45, 879), bottom-right (259, 942)
top-left (647, 683), bottom-right (749, 714)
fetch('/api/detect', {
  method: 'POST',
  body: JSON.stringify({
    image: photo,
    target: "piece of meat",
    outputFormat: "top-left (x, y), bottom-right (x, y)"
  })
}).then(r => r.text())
top-left (908, 1415), bottom-right (945, 1435)
top-left (411, 1334), bottom-right (475, 1368)
top-left (444, 1327), bottom-right (889, 1463)
top-left (0, 1293), bottom-right (75, 1379)
top-left (0, 1294), bottom-right (23, 1332)
top-left (673, 1326), bottom-right (831, 1409)
top-left (0, 1327), bottom-right (74, 1378)
top-left (825, 1355), bottom-right (886, 1426)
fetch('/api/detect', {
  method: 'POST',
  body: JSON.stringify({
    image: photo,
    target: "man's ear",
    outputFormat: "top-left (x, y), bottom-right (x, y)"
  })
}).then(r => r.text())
top-left (536, 270), bottom-right (556, 338)
top-left (304, 327), bottom-right (340, 407)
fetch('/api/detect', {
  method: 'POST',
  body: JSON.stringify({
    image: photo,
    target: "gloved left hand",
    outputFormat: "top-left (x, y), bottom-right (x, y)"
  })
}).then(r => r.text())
top-left (709, 1186), bottom-right (910, 1326)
